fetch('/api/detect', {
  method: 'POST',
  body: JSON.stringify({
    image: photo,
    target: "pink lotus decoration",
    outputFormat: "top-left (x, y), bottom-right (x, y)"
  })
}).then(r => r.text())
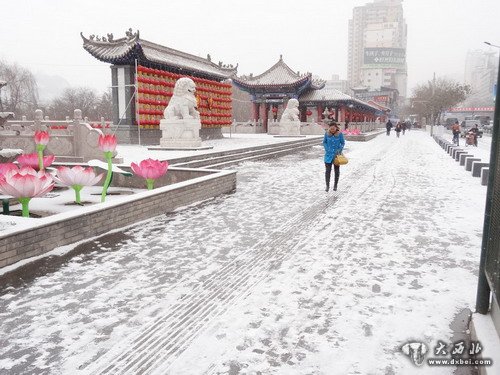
top-left (34, 131), bottom-right (50, 146)
top-left (98, 134), bottom-right (118, 202)
top-left (54, 166), bottom-right (104, 204)
top-left (34, 131), bottom-right (50, 171)
top-left (342, 129), bottom-right (361, 135)
top-left (131, 159), bottom-right (169, 190)
top-left (17, 153), bottom-right (55, 170)
top-left (0, 166), bottom-right (54, 217)
top-left (0, 163), bottom-right (18, 177)
top-left (98, 134), bottom-right (117, 153)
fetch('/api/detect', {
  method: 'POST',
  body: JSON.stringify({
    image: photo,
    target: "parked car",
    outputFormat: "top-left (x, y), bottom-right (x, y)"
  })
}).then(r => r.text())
top-left (483, 120), bottom-right (493, 132)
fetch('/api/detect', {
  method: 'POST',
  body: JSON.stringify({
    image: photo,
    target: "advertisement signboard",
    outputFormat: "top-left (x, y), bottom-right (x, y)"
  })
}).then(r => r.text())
top-left (364, 48), bottom-right (406, 65)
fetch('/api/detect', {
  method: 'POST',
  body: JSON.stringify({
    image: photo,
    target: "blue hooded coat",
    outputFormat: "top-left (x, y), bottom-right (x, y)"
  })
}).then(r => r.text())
top-left (323, 131), bottom-right (345, 163)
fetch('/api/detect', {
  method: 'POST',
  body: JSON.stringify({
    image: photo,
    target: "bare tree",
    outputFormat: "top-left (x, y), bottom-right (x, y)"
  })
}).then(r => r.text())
top-left (0, 60), bottom-right (39, 115)
top-left (51, 87), bottom-right (99, 119)
top-left (410, 77), bottom-right (470, 124)
top-left (95, 90), bottom-right (113, 121)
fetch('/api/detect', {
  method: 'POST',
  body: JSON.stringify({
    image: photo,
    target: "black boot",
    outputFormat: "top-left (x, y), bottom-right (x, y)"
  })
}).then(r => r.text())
top-left (325, 184), bottom-right (330, 192)
top-left (333, 173), bottom-right (339, 191)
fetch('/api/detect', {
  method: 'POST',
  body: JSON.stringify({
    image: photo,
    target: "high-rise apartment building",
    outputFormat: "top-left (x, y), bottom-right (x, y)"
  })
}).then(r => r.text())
top-left (464, 49), bottom-right (498, 106)
top-left (324, 74), bottom-right (349, 94)
top-left (348, 0), bottom-right (408, 100)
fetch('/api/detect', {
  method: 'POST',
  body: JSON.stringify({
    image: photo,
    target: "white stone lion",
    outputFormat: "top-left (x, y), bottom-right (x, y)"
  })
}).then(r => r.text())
top-left (164, 77), bottom-right (200, 120)
top-left (280, 98), bottom-right (300, 123)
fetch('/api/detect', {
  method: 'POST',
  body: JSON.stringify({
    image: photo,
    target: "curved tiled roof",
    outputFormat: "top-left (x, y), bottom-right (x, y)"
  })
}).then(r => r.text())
top-left (233, 56), bottom-right (323, 89)
top-left (299, 87), bottom-right (353, 102)
top-left (299, 87), bottom-right (382, 112)
top-left (81, 30), bottom-right (237, 80)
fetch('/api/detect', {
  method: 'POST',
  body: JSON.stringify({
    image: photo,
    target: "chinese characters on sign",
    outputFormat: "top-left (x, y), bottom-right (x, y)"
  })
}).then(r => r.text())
top-left (401, 340), bottom-right (491, 368)
top-left (364, 48), bottom-right (406, 65)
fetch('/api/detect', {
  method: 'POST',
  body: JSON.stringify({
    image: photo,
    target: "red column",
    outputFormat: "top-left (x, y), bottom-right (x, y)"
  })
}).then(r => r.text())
top-left (300, 107), bottom-right (307, 122)
top-left (317, 105), bottom-right (323, 122)
top-left (252, 102), bottom-right (260, 122)
top-left (263, 103), bottom-right (269, 132)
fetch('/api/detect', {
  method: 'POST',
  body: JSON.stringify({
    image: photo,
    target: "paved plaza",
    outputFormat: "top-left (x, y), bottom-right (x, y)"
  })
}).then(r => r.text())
top-left (0, 130), bottom-right (489, 374)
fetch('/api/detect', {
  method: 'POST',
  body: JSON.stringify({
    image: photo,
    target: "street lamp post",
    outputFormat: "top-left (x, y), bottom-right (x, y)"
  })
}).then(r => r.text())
top-left (476, 41), bottom-right (500, 314)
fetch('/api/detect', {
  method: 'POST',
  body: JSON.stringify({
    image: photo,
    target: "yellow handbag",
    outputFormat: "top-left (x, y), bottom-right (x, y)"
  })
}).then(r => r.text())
top-left (334, 153), bottom-right (348, 166)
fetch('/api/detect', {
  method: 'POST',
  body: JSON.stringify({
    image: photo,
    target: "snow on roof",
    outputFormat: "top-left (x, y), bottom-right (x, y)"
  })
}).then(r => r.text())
top-left (233, 56), bottom-right (324, 88)
top-left (81, 29), bottom-right (237, 80)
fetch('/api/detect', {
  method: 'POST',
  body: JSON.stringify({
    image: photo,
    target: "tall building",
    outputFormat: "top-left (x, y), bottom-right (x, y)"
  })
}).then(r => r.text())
top-left (464, 49), bottom-right (498, 106)
top-left (324, 74), bottom-right (349, 94)
top-left (348, 0), bottom-right (408, 102)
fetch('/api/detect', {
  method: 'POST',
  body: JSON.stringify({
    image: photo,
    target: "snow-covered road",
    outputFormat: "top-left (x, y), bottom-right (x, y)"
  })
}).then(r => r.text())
top-left (0, 130), bottom-right (488, 374)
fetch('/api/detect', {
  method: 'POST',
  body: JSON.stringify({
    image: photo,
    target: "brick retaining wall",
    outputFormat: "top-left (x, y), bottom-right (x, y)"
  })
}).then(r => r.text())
top-left (0, 169), bottom-right (236, 268)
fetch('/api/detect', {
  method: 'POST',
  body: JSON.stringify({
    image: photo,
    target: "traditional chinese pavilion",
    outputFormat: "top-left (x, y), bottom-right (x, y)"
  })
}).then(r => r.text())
top-left (81, 29), bottom-right (237, 143)
top-left (233, 56), bottom-right (383, 130)
top-left (232, 56), bottom-right (324, 131)
top-left (299, 87), bottom-right (384, 123)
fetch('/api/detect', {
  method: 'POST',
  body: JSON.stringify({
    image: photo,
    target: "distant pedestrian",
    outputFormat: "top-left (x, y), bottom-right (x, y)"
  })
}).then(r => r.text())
top-left (323, 122), bottom-right (345, 192)
top-left (469, 124), bottom-right (480, 146)
top-left (451, 121), bottom-right (461, 145)
top-left (386, 120), bottom-right (393, 136)
top-left (395, 122), bottom-right (402, 138)
top-left (402, 122), bottom-right (407, 135)
top-left (344, 120), bottom-right (349, 130)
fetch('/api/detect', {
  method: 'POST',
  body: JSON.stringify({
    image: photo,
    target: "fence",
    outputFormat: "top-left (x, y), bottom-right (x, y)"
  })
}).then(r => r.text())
top-left (0, 109), bottom-right (116, 162)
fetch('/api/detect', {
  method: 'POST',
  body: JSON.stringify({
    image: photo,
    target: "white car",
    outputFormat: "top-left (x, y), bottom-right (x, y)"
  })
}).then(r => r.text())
top-left (483, 120), bottom-right (493, 131)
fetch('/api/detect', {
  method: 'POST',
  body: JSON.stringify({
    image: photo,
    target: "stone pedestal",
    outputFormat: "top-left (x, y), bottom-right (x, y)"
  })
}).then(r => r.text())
top-left (160, 118), bottom-right (202, 148)
top-left (278, 121), bottom-right (301, 136)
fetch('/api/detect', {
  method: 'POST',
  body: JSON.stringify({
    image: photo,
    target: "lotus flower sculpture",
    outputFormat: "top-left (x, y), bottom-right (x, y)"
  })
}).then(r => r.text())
top-left (131, 159), bottom-right (169, 190)
top-left (0, 166), bottom-right (54, 217)
top-left (54, 166), bottom-right (104, 204)
top-left (0, 163), bottom-right (18, 176)
top-left (34, 131), bottom-right (50, 171)
top-left (98, 134), bottom-right (117, 202)
top-left (17, 153), bottom-right (55, 171)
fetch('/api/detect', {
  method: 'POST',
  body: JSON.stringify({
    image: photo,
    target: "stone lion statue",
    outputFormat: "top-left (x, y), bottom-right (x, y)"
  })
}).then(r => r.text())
top-left (164, 77), bottom-right (200, 120)
top-left (280, 98), bottom-right (300, 123)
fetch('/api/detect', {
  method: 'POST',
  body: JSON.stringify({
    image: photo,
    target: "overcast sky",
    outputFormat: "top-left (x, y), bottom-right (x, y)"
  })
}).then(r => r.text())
top-left (1, 0), bottom-right (499, 97)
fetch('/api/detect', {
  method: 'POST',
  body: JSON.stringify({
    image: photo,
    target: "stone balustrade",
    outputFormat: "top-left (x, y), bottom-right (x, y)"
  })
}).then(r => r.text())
top-left (0, 109), bottom-right (116, 162)
top-left (223, 120), bottom-right (380, 135)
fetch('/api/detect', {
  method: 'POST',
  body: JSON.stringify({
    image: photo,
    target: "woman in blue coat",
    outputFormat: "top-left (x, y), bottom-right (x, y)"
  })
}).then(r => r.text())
top-left (323, 122), bottom-right (345, 192)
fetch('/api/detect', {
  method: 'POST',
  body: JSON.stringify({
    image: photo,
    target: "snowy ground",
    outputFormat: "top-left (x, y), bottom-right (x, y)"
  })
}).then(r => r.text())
top-left (0, 130), bottom-right (491, 374)
top-left (117, 133), bottom-right (322, 164)
top-left (439, 129), bottom-right (492, 162)
top-left (0, 186), bottom-right (145, 234)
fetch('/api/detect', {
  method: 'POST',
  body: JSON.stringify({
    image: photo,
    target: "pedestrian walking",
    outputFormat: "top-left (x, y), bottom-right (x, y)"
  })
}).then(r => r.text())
top-left (323, 122), bottom-right (345, 192)
top-left (395, 122), bottom-right (402, 138)
top-left (402, 121), bottom-right (407, 135)
top-left (451, 121), bottom-right (461, 146)
top-left (469, 124), bottom-right (480, 146)
top-left (386, 120), bottom-right (393, 136)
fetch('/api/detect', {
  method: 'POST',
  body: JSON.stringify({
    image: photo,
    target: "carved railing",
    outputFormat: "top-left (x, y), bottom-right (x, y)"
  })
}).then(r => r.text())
top-left (0, 109), bottom-right (114, 162)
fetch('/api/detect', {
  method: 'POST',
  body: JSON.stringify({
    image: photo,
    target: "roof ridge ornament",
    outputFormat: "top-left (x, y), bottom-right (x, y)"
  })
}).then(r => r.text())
top-left (125, 28), bottom-right (139, 41)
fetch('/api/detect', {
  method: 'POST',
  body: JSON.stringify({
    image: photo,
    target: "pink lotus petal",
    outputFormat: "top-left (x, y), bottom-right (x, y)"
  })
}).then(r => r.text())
top-left (98, 134), bottom-right (117, 152)
top-left (131, 159), bottom-right (168, 181)
top-left (34, 131), bottom-right (50, 146)
top-left (54, 166), bottom-right (102, 187)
